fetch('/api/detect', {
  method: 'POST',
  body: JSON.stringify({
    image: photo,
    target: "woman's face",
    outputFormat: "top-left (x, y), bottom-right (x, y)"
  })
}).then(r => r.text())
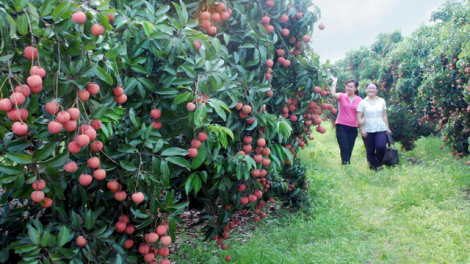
top-left (345, 82), bottom-right (357, 95)
top-left (366, 84), bottom-right (378, 96)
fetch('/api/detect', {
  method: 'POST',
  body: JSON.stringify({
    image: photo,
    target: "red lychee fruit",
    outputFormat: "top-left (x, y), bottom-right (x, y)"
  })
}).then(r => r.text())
top-left (91, 119), bottom-right (102, 130)
top-left (91, 141), bottom-right (103, 152)
top-left (156, 225), bottom-right (167, 236)
top-left (86, 83), bottom-right (100, 95)
top-left (93, 168), bottom-right (106, 180)
top-left (64, 161), bottom-right (78, 173)
top-left (160, 236), bottom-right (171, 246)
top-left (76, 236), bottom-right (87, 247)
top-left (15, 84), bottom-right (31, 97)
top-left (201, 11), bottom-right (210, 20)
top-left (79, 174), bottom-right (93, 186)
top-left (30, 66), bottom-right (46, 78)
top-left (27, 75), bottom-right (42, 89)
top-left (10, 92), bottom-right (25, 105)
top-left (56, 111), bottom-right (71, 123)
top-left (150, 109), bottom-right (161, 119)
top-left (198, 132), bottom-right (208, 141)
top-left (107, 14), bottom-right (115, 22)
top-left (221, 12), bottom-right (230, 21)
top-left (107, 180), bottom-right (120, 192)
top-left (114, 191), bottom-right (127, 201)
top-left (64, 120), bottom-right (77, 132)
top-left (187, 102), bottom-right (196, 111)
top-left (48, 121), bottom-right (63, 134)
top-left (0, 98), bottom-right (12, 112)
top-left (113, 86), bottom-right (124, 96)
top-left (211, 13), bottom-right (220, 22)
top-left (87, 157), bottom-right (100, 169)
top-left (78, 90), bottom-right (90, 102)
top-left (188, 148), bottom-right (198, 157)
top-left (76, 134), bottom-right (90, 146)
top-left (68, 141), bottom-right (81, 153)
top-left (12, 122), bottom-right (28, 136)
top-left (207, 26), bottom-right (217, 35)
top-left (31, 191), bottom-right (45, 202)
top-left (72, 11), bottom-right (86, 24)
top-left (132, 192), bottom-right (145, 203)
top-left (41, 197), bottom-right (53, 208)
top-left (91, 24), bottom-right (105, 36)
top-left (24, 46), bottom-right (38, 60)
top-left (115, 94), bottom-right (127, 104)
top-left (45, 101), bottom-right (59, 115)
top-left (216, 2), bottom-right (225, 11)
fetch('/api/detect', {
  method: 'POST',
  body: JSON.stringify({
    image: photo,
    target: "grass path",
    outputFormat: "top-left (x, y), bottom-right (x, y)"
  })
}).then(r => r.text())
top-left (213, 130), bottom-right (470, 263)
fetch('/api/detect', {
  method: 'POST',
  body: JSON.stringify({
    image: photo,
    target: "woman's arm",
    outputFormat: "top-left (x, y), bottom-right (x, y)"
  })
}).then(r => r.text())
top-left (357, 111), bottom-right (367, 138)
top-left (382, 109), bottom-right (392, 134)
top-left (330, 76), bottom-right (340, 101)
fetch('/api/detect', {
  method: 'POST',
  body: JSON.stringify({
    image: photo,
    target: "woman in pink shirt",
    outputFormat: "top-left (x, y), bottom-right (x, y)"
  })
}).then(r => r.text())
top-left (330, 77), bottom-right (362, 165)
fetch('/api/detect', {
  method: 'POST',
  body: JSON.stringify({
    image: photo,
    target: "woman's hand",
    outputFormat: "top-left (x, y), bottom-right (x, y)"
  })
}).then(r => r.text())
top-left (357, 119), bottom-right (365, 128)
top-left (387, 128), bottom-right (392, 135)
top-left (331, 75), bottom-right (338, 85)
top-left (360, 128), bottom-right (367, 138)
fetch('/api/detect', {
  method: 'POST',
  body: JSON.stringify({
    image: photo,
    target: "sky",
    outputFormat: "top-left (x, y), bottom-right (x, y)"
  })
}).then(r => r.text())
top-left (311, 0), bottom-right (449, 63)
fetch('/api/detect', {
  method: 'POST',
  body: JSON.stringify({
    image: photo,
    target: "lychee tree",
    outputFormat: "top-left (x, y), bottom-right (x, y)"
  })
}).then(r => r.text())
top-left (0, 0), bottom-right (331, 262)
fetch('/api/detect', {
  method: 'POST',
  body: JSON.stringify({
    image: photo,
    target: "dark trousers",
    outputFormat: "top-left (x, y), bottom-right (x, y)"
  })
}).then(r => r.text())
top-left (336, 124), bottom-right (358, 164)
top-left (362, 131), bottom-right (387, 167)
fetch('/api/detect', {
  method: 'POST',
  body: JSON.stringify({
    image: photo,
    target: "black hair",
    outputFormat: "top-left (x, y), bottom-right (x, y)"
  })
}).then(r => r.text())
top-left (346, 79), bottom-right (359, 96)
top-left (367, 82), bottom-right (379, 89)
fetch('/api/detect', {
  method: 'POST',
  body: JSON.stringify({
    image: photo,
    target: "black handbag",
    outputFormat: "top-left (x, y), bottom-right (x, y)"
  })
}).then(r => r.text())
top-left (382, 134), bottom-right (399, 166)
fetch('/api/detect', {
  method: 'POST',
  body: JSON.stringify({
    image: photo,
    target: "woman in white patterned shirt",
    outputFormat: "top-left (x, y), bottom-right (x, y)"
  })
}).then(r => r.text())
top-left (356, 82), bottom-right (392, 170)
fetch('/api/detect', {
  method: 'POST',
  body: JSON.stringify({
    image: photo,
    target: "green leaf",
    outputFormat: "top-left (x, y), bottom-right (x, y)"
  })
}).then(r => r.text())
top-left (208, 101), bottom-right (226, 121)
top-left (43, 150), bottom-right (68, 168)
top-left (57, 225), bottom-right (70, 247)
top-left (212, 38), bottom-right (221, 52)
top-left (0, 15), bottom-right (9, 49)
top-left (0, 54), bottom-right (14, 63)
top-left (160, 161), bottom-right (170, 188)
top-left (90, 104), bottom-right (109, 119)
top-left (193, 175), bottom-right (202, 195)
top-left (142, 21), bottom-right (155, 38)
top-left (171, 92), bottom-right (192, 111)
top-left (105, 44), bottom-right (122, 59)
top-left (191, 143), bottom-right (207, 169)
top-left (161, 147), bottom-right (188, 156)
top-left (130, 207), bottom-right (150, 219)
top-left (40, 231), bottom-right (52, 248)
top-left (172, 1), bottom-right (188, 26)
top-left (7, 152), bottom-right (32, 164)
top-left (96, 66), bottom-right (113, 85)
top-left (85, 210), bottom-right (94, 230)
top-left (120, 160), bottom-right (137, 172)
top-left (0, 164), bottom-right (23, 175)
top-left (129, 108), bottom-right (140, 129)
top-left (40, 0), bottom-right (56, 16)
top-left (27, 224), bottom-right (40, 245)
top-left (16, 14), bottom-right (28, 36)
top-left (165, 157), bottom-right (191, 170)
top-left (51, 1), bottom-right (71, 20)
top-left (194, 103), bottom-right (207, 127)
top-left (184, 173), bottom-right (194, 195)
top-left (117, 144), bottom-right (137, 153)
top-left (15, 0), bottom-right (29, 11)
top-left (33, 142), bottom-right (57, 161)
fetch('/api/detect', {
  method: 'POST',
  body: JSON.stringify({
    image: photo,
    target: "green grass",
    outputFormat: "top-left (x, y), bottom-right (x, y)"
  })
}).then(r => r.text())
top-left (176, 130), bottom-right (470, 263)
